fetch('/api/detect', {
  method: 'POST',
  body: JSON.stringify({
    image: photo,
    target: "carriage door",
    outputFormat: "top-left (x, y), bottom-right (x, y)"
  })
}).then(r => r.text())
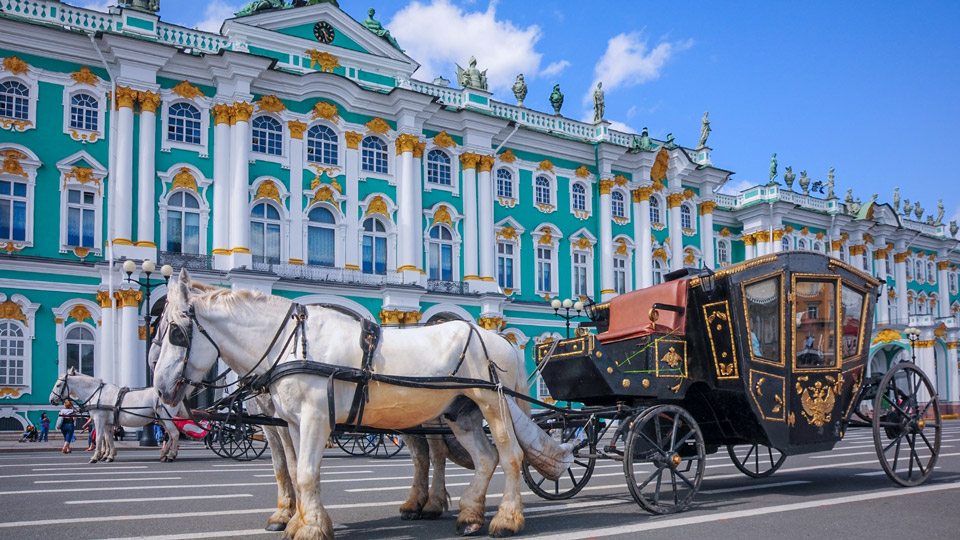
top-left (789, 275), bottom-right (843, 447)
top-left (742, 274), bottom-right (788, 446)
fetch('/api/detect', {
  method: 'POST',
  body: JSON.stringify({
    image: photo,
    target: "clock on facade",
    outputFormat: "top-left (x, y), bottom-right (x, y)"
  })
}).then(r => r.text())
top-left (313, 21), bottom-right (335, 43)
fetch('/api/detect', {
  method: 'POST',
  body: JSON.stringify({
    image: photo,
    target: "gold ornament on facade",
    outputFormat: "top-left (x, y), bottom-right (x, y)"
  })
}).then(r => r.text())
top-left (913, 340), bottom-right (935, 349)
top-left (64, 167), bottom-right (101, 194)
top-left (574, 237), bottom-right (592, 251)
top-left (742, 233), bottom-right (756, 246)
top-left (68, 304), bottom-right (92, 322)
top-left (254, 180), bottom-right (282, 204)
top-left (70, 66), bottom-right (99, 86)
top-left (754, 230), bottom-right (770, 243)
top-left (893, 251), bottom-right (910, 263)
top-left (0, 300), bottom-right (27, 325)
top-left (115, 86), bottom-right (138, 109)
top-left (614, 238), bottom-right (629, 256)
top-left (537, 227), bottom-right (554, 246)
top-left (477, 316), bottom-right (505, 331)
top-left (113, 289), bottom-right (143, 308)
top-left (171, 81), bottom-right (204, 99)
top-left (138, 91), bottom-right (161, 113)
top-left (413, 141), bottom-right (426, 159)
top-left (652, 179), bottom-right (665, 192)
top-left (934, 323), bottom-right (947, 339)
top-left (460, 152), bottom-right (480, 170)
top-left (307, 49), bottom-right (340, 72)
top-left (928, 253), bottom-right (936, 261)
top-left (0, 118), bottom-right (33, 131)
top-left (257, 95), bottom-right (286, 113)
top-left (1, 149), bottom-right (27, 178)
top-left (574, 165), bottom-right (590, 178)
top-left (666, 192), bottom-right (684, 208)
top-left (313, 185), bottom-right (335, 204)
top-left (849, 244), bottom-right (866, 256)
top-left (772, 229), bottom-right (785, 241)
top-left (288, 119), bottom-right (307, 140)
top-left (478, 155), bottom-right (496, 173)
top-left (365, 195), bottom-right (391, 220)
top-left (683, 189), bottom-right (696, 200)
top-left (394, 133), bottom-right (419, 155)
top-left (311, 100), bottom-right (339, 123)
top-left (212, 104), bottom-right (232, 125)
top-left (1, 242), bottom-right (23, 253)
top-left (379, 309), bottom-right (421, 326)
top-left (95, 291), bottom-right (113, 308)
top-left (536, 159), bottom-right (554, 172)
top-left (871, 328), bottom-right (903, 345)
top-left (831, 240), bottom-right (844, 251)
top-left (344, 131), bottom-right (363, 150)
top-left (614, 174), bottom-right (628, 186)
top-left (54, 318), bottom-right (64, 324)
top-left (799, 226), bottom-right (809, 236)
top-left (0, 387), bottom-right (23, 398)
top-left (497, 226), bottom-right (517, 241)
top-left (433, 205), bottom-right (453, 227)
top-left (937, 260), bottom-right (950, 270)
top-left (171, 168), bottom-right (198, 192)
top-left (783, 225), bottom-right (794, 233)
top-left (365, 117), bottom-right (390, 135)
top-left (652, 248), bottom-right (668, 261)
top-left (73, 247), bottom-right (90, 258)
top-left (432, 131), bottom-right (457, 148)
top-left (651, 147), bottom-right (670, 181)
top-left (2, 56), bottom-right (28, 75)
top-left (138, 325), bottom-right (147, 340)
top-left (498, 149), bottom-right (517, 163)
top-left (683, 248), bottom-right (695, 265)
top-left (632, 186), bottom-right (653, 202)
top-left (598, 179), bottom-right (614, 195)
top-left (699, 200), bottom-right (717, 214)
top-left (863, 233), bottom-right (874, 244)
top-left (232, 102), bottom-right (254, 123)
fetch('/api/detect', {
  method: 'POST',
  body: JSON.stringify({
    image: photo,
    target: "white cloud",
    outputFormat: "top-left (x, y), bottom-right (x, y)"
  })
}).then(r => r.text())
top-left (539, 60), bottom-right (570, 79)
top-left (626, 105), bottom-right (637, 119)
top-left (192, 1), bottom-right (243, 33)
top-left (583, 31), bottom-right (693, 105)
top-left (718, 178), bottom-right (755, 195)
top-left (78, 1), bottom-right (114, 12)
top-left (606, 119), bottom-right (635, 133)
top-left (387, 0), bottom-right (543, 93)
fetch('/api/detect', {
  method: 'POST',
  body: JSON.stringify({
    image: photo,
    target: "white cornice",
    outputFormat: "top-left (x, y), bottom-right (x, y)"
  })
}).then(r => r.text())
top-left (0, 278), bottom-right (99, 294)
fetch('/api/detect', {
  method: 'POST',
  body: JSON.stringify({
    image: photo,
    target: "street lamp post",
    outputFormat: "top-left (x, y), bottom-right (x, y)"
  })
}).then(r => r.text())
top-left (904, 326), bottom-right (922, 363)
top-left (551, 298), bottom-right (584, 339)
top-left (122, 259), bottom-right (174, 447)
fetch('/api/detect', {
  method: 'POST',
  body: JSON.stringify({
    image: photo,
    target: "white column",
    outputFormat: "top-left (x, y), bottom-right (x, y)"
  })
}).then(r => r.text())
top-left (757, 231), bottom-right (771, 257)
top-left (895, 251), bottom-right (909, 324)
top-left (113, 86), bottom-right (137, 246)
top-left (599, 179), bottom-right (615, 299)
top-left (946, 342), bottom-right (958, 403)
top-left (461, 153), bottom-right (479, 280)
top-left (395, 134), bottom-right (419, 276)
top-left (115, 289), bottom-right (143, 389)
top-left (700, 202), bottom-right (716, 268)
top-left (95, 291), bottom-right (115, 384)
top-left (136, 91), bottom-right (160, 249)
top-left (413, 144), bottom-right (425, 269)
top-left (667, 192), bottom-right (683, 271)
top-left (287, 121), bottom-right (306, 264)
top-left (914, 343), bottom-right (936, 403)
top-left (228, 103), bottom-right (253, 268)
top-left (344, 132), bottom-right (362, 270)
top-left (938, 261), bottom-right (951, 318)
top-left (772, 229), bottom-right (784, 253)
top-left (634, 186), bottom-right (653, 289)
top-left (829, 238), bottom-right (842, 260)
top-left (478, 156), bottom-right (497, 282)
top-left (743, 234), bottom-right (756, 260)
top-left (875, 251), bottom-right (889, 325)
top-left (211, 104), bottom-right (232, 265)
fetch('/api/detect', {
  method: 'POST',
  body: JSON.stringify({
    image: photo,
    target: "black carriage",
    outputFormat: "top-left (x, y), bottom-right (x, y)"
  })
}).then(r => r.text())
top-left (527, 251), bottom-right (941, 513)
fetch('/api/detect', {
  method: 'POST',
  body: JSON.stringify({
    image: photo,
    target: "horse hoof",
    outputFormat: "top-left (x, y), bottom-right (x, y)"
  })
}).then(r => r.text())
top-left (400, 511), bottom-right (422, 520)
top-left (89, 458), bottom-right (97, 464)
top-left (457, 522), bottom-right (482, 536)
top-left (160, 456), bottom-right (167, 462)
top-left (106, 457), bottom-right (114, 462)
top-left (265, 523), bottom-right (287, 532)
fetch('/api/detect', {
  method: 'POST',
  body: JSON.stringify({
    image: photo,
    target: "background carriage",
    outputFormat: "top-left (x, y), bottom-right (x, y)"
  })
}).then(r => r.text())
top-left (526, 251), bottom-right (942, 513)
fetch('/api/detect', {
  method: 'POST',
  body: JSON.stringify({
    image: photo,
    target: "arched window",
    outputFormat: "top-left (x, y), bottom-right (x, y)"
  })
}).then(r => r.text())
top-left (167, 102), bottom-right (201, 144)
top-left (361, 217), bottom-right (388, 274)
top-left (613, 256), bottom-right (628, 294)
top-left (536, 245), bottom-right (552, 293)
top-left (915, 260), bottom-right (924, 283)
top-left (814, 241), bottom-right (823, 252)
top-left (571, 183), bottom-right (586, 212)
top-left (917, 294), bottom-right (927, 315)
top-left (69, 93), bottom-right (98, 131)
top-left (0, 177), bottom-right (28, 242)
top-left (65, 325), bottom-right (95, 376)
top-left (572, 250), bottom-right (589, 297)
top-left (306, 124), bottom-right (338, 165)
top-left (165, 191), bottom-right (201, 254)
top-left (798, 238), bottom-right (807, 250)
top-left (0, 80), bottom-right (30, 120)
top-left (306, 207), bottom-right (336, 267)
top-left (426, 150), bottom-right (452, 186)
top-left (681, 204), bottom-right (692, 229)
top-left (496, 169), bottom-right (513, 199)
top-left (361, 136), bottom-right (388, 173)
top-left (650, 197), bottom-right (661, 223)
top-left (950, 272), bottom-right (958, 294)
top-left (250, 202), bottom-right (281, 264)
top-left (0, 321), bottom-right (25, 385)
top-left (535, 176), bottom-right (551, 206)
top-left (611, 191), bottom-right (625, 218)
top-left (717, 239), bottom-right (729, 265)
top-left (251, 116), bottom-right (283, 155)
top-left (427, 224), bottom-right (454, 281)
top-left (782, 236), bottom-right (791, 251)
top-left (66, 188), bottom-right (96, 248)
top-left (652, 259), bottom-right (664, 285)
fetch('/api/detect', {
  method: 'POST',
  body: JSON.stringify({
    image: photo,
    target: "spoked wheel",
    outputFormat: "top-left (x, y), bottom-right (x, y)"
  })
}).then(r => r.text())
top-left (624, 405), bottom-right (705, 514)
top-left (335, 432), bottom-right (378, 456)
top-left (522, 419), bottom-right (597, 500)
top-left (232, 424), bottom-right (268, 461)
top-left (205, 422), bottom-right (229, 458)
top-left (366, 433), bottom-right (405, 458)
top-left (872, 361), bottom-right (941, 487)
top-left (727, 443), bottom-right (786, 478)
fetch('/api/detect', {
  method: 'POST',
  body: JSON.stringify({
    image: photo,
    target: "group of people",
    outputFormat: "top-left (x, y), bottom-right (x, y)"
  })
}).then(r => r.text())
top-left (18, 401), bottom-right (135, 453)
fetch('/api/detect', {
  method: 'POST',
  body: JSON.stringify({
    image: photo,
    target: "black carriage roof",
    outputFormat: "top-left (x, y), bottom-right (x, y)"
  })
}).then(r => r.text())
top-left (687, 251), bottom-right (881, 291)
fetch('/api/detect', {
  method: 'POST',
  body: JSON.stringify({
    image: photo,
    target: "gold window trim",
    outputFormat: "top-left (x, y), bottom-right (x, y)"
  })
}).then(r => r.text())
top-left (791, 273), bottom-right (841, 373)
top-left (840, 280), bottom-right (870, 363)
top-left (740, 271), bottom-right (786, 368)
top-left (748, 369), bottom-right (786, 422)
top-left (702, 300), bottom-right (739, 379)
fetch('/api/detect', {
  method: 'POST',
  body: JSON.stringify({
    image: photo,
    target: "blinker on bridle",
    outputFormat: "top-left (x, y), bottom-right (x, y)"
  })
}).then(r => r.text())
top-left (167, 304), bottom-right (223, 393)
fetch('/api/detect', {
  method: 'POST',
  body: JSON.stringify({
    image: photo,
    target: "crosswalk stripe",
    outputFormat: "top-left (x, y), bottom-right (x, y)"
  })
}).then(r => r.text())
top-left (68, 494), bottom-right (253, 505)
top-left (36, 477), bottom-right (182, 484)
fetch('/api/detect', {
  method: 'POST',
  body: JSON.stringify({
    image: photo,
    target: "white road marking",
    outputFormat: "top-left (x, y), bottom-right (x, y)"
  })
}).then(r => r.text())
top-left (93, 529), bottom-right (276, 540)
top-left (699, 480), bottom-right (811, 494)
top-left (522, 481), bottom-right (960, 540)
top-left (31, 466), bottom-right (147, 472)
top-left (36, 477), bottom-right (182, 484)
top-left (69, 494), bottom-right (253, 505)
top-left (0, 482), bottom-right (276, 496)
top-left (346, 482), bottom-right (471, 493)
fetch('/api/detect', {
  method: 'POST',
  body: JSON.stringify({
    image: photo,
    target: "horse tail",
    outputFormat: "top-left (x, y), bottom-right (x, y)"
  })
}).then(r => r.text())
top-left (505, 333), bottom-right (532, 417)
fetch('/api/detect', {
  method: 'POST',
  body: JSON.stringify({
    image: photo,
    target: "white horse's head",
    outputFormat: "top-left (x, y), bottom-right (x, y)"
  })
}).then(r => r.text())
top-left (154, 269), bottom-right (221, 406)
top-left (49, 367), bottom-right (78, 405)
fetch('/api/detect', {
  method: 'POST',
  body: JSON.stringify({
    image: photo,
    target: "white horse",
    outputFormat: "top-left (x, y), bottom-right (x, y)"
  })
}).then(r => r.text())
top-left (49, 368), bottom-right (186, 463)
top-left (153, 270), bottom-right (532, 539)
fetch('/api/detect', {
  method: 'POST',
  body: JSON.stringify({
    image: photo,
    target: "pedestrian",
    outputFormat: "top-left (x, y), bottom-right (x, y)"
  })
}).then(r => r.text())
top-left (57, 400), bottom-right (77, 454)
top-left (18, 425), bottom-right (37, 442)
top-left (82, 416), bottom-right (95, 452)
top-left (39, 412), bottom-right (50, 442)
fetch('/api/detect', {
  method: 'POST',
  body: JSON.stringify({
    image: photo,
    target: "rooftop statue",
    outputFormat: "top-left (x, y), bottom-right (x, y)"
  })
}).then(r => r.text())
top-left (768, 153), bottom-right (778, 184)
top-left (849, 197), bottom-right (862, 215)
top-left (512, 74), bottom-right (527, 107)
top-left (893, 187), bottom-right (900, 212)
top-left (914, 201), bottom-right (924, 220)
top-left (936, 198), bottom-right (945, 225)
top-left (798, 170), bottom-right (810, 195)
top-left (632, 127), bottom-right (654, 152)
top-left (950, 220), bottom-right (958, 238)
top-left (237, 0), bottom-right (285, 16)
top-left (593, 82), bottom-right (605, 123)
top-left (826, 167), bottom-right (835, 199)
top-left (697, 111), bottom-right (711, 150)
top-left (362, 8), bottom-right (403, 51)
top-left (456, 56), bottom-right (488, 91)
top-left (844, 188), bottom-right (854, 205)
top-left (783, 166), bottom-right (796, 191)
top-left (664, 133), bottom-right (677, 149)
top-left (549, 84), bottom-right (564, 116)
top-left (124, 0), bottom-right (160, 12)
top-left (903, 199), bottom-right (913, 217)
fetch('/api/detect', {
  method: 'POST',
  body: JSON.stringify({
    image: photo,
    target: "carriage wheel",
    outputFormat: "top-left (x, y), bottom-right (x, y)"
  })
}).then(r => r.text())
top-left (205, 422), bottom-right (229, 458)
top-left (726, 444), bottom-right (786, 478)
top-left (335, 432), bottom-right (378, 456)
top-left (522, 419), bottom-right (597, 500)
top-left (232, 424), bottom-right (268, 461)
top-left (872, 361), bottom-right (941, 487)
top-left (624, 405), bottom-right (705, 514)
top-left (365, 433), bottom-right (405, 459)
top-left (218, 421), bottom-right (252, 460)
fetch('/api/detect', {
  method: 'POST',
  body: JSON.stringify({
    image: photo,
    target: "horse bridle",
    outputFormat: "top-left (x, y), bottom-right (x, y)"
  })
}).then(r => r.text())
top-left (54, 372), bottom-right (106, 412)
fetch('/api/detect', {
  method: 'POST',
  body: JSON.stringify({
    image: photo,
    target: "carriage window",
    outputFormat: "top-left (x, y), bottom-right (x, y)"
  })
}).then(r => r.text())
top-left (744, 276), bottom-right (780, 362)
top-left (794, 279), bottom-right (837, 368)
top-left (841, 284), bottom-right (865, 358)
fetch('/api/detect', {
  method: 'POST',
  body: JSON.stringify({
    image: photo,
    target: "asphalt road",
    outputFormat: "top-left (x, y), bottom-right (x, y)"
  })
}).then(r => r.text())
top-left (1, 422), bottom-right (959, 540)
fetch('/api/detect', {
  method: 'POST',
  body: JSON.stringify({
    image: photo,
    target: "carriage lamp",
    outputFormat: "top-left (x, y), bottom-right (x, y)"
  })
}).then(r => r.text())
top-left (122, 259), bottom-right (175, 447)
top-left (551, 298), bottom-right (584, 338)
top-left (904, 327), bottom-right (922, 363)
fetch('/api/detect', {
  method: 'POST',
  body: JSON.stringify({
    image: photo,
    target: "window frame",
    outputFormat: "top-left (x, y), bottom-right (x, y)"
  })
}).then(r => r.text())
top-left (249, 200), bottom-right (285, 265)
top-left (531, 225), bottom-right (562, 296)
top-left (157, 164), bottom-right (212, 258)
top-left (741, 273), bottom-right (785, 367)
top-left (63, 323), bottom-right (96, 377)
top-left (61, 83), bottom-right (107, 143)
top-left (716, 238), bottom-right (730, 266)
top-left (495, 167), bottom-right (517, 206)
top-left (0, 293), bottom-right (38, 393)
top-left (57, 153), bottom-right (105, 256)
top-left (611, 190), bottom-right (626, 219)
top-left (0, 145), bottom-right (38, 249)
top-left (495, 220), bottom-right (523, 294)
top-left (361, 135), bottom-right (390, 176)
top-left (0, 70), bottom-right (38, 132)
top-left (569, 180), bottom-right (591, 218)
top-left (361, 216), bottom-right (391, 275)
top-left (791, 274), bottom-right (841, 371)
top-left (160, 92), bottom-right (211, 157)
top-left (305, 122), bottom-right (341, 167)
top-left (250, 114), bottom-right (286, 159)
top-left (649, 194), bottom-right (664, 226)
top-left (305, 204), bottom-right (341, 268)
top-left (162, 189), bottom-right (204, 255)
top-left (533, 174), bottom-right (557, 213)
top-left (426, 223), bottom-right (456, 282)
top-left (680, 202), bottom-right (695, 232)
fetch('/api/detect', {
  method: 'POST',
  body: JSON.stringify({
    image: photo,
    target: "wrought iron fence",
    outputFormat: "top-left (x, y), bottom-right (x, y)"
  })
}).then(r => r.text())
top-left (159, 251), bottom-right (212, 271)
top-left (426, 279), bottom-right (472, 295)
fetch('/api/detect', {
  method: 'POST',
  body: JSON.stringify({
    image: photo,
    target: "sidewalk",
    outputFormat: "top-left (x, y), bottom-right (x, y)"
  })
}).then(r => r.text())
top-left (0, 433), bottom-right (206, 453)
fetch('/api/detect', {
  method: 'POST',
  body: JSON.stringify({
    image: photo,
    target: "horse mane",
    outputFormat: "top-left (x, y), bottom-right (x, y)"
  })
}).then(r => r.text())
top-left (187, 281), bottom-right (291, 317)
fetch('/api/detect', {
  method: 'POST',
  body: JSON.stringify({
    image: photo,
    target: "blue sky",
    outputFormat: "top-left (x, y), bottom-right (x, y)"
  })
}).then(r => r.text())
top-left (84, 1), bottom-right (960, 233)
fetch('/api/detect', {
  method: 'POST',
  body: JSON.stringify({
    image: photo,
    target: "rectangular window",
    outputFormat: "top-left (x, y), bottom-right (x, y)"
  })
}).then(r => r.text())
top-left (66, 342), bottom-right (95, 376)
top-left (498, 242), bottom-right (514, 289)
top-left (613, 257), bottom-right (626, 295)
top-left (362, 235), bottom-right (387, 274)
top-left (0, 180), bottom-right (27, 242)
top-left (744, 276), bottom-right (781, 362)
top-left (537, 246), bottom-right (552, 293)
top-left (166, 211), bottom-right (182, 252)
top-left (795, 279), bottom-right (837, 369)
top-left (183, 212), bottom-right (200, 255)
top-left (573, 251), bottom-right (588, 297)
top-left (841, 283), bottom-right (865, 359)
top-left (66, 189), bottom-right (95, 248)
top-left (308, 226), bottom-right (335, 267)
